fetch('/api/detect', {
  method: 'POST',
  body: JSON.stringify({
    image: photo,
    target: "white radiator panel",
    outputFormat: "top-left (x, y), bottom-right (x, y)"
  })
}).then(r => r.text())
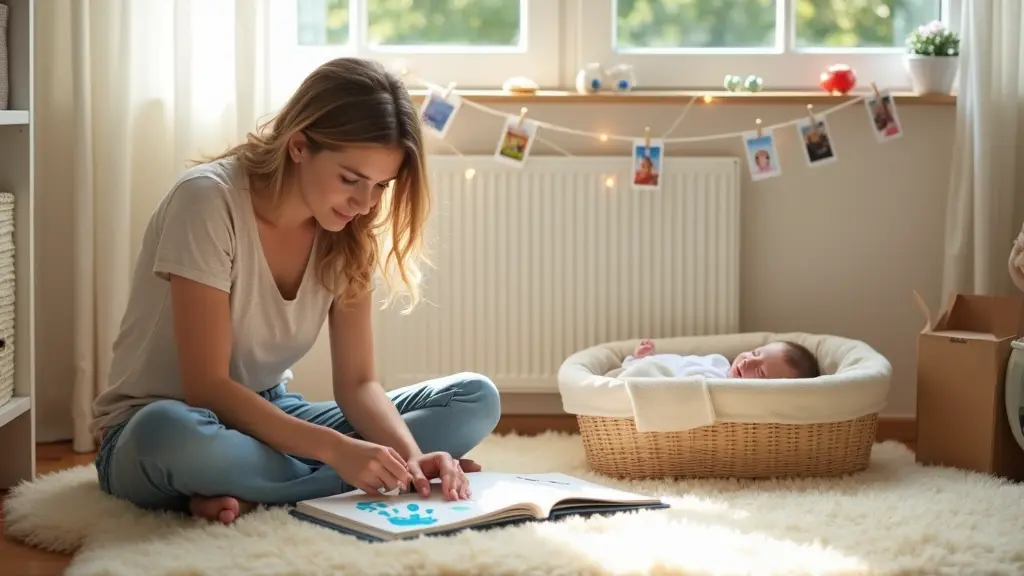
top-left (372, 156), bottom-right (742, 393)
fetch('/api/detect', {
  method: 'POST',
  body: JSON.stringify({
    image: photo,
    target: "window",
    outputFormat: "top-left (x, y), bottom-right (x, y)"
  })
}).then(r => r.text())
top-left (581, 0), bottom-right (956, 91)
top-left (269, 0), bottom-right (960, 94)
top-left (270, 0), bottom-right (561, 94)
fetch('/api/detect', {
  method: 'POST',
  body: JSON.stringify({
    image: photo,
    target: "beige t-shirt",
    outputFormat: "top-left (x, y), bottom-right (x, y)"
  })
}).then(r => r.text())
top-left (89, 156), bottom-right (335, 439)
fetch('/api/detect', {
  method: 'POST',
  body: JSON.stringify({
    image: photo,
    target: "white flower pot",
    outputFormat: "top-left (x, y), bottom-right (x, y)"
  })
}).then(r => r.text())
top-left (904, 54), bottom-right (959, 94)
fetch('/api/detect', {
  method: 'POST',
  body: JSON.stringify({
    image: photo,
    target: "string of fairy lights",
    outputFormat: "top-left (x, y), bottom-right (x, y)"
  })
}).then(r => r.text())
top-left (395, 66), bottom-right (905, 189)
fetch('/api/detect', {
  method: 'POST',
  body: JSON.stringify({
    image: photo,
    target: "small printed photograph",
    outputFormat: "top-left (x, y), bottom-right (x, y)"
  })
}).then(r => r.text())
top-left (632, 138), bottom-right (663, 191)
top-left (419, 89), bottom-right (462, 138)
top-left (864, 90), bottom-right (903, 142)
top-left (494, 116), bottom-right (538, 167)
top-left (742, 129), bottom-right (782, 181)
top-left (796, 117), bottom-right (838, 166)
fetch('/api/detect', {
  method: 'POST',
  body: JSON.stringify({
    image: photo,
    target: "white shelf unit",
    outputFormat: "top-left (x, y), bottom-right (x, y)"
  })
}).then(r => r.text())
top-left (0, 0), bottom-right (35, 490)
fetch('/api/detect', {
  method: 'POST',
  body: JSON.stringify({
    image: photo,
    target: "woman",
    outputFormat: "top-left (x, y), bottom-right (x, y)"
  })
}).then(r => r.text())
top-left (89, 57), bottom-right (501, 525)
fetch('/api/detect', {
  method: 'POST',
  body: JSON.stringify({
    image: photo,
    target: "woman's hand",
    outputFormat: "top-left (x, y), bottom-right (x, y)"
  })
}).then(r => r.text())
top-left (406, 452), bottom-right (482, 500)
top-left (326, 436), bottom-right (414, 496)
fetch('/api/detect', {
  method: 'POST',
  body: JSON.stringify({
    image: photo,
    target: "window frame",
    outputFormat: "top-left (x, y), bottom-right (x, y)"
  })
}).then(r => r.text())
top-left (572, 0), bottom-right (962, 91)
top-left (268, 0), bottom-right (962, 94)
top-left (267, 0), bottom-right (562, 97)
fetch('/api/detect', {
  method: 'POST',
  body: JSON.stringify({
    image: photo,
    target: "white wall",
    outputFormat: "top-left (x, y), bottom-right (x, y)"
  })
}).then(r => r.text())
top-left (281, 100), bottom-right (953, 417)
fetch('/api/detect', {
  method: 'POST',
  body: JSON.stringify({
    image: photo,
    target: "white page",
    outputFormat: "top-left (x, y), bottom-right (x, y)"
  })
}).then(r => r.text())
top-left (507, 473), bottom-right (662, 505)
top-left (299, 472), bottom-right (659, 536)
top-left (300, 473), bottom-right (549, 535)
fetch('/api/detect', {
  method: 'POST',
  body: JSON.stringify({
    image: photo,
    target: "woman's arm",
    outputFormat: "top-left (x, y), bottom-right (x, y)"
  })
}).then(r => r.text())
top-left (328, 288), bottom-right (422, 461)
top-left (170, 274), bottom-right (348, 464)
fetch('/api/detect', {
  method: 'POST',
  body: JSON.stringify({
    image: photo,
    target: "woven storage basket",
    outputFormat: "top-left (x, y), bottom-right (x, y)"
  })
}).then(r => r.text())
top-left (576, 413), bottom-right (878, 479)
top-left (0, 192), bottom-right (14, 407)
top-left (559, 332), bottom-right (891, 479)
top-left (0, 3), bottom-right (8, 110)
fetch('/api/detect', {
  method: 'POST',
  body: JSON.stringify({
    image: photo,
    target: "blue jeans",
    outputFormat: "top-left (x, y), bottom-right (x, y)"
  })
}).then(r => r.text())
top-left (94, 373), bottom-right (501, 513)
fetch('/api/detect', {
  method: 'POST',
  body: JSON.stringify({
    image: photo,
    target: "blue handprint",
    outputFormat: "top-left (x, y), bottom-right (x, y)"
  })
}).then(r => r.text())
top-left (356, 501), bottom-right (438, 526)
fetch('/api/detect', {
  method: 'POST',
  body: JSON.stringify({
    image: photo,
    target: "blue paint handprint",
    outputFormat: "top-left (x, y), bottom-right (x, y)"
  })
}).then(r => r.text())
top-left (356, 501), bottom-right (438, 526)
top-left (355, 500), bottom-right (476, 527)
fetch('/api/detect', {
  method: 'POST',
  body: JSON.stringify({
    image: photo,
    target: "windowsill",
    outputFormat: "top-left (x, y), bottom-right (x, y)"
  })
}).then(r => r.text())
top-left (408, 89), bottom-right (957, 106)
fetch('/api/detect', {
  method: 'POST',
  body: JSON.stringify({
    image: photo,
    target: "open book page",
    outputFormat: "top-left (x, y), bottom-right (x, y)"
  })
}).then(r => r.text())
top-left (506, 473), bottom-right (664, 516)
top-left (296, 472), bottom-right (551, 538)
top-left (295, 472), bottom-right (662, 538)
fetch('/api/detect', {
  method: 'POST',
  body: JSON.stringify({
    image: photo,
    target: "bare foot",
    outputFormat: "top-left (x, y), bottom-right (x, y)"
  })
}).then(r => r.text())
top-left (189, 495), bottom-right (255, 524)
top-left (634, 339), bottom-right (655, 359)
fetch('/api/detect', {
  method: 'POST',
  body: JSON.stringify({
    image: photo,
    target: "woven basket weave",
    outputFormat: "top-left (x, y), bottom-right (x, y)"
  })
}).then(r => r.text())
top-left (0, 4), bottom-right (8, 110)
top-left (0, 192), bottom-right (14, 407)
top-left (577, 413), bottom-right (878, 479)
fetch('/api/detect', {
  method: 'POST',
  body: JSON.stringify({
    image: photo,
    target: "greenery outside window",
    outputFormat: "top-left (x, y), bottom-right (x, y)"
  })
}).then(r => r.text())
top-left (273, 0), bottom-right (960, 93)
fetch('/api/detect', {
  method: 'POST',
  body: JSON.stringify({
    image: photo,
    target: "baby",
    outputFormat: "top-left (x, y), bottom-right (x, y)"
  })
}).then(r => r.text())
top-left (620, 339), bottom-right (820, 380)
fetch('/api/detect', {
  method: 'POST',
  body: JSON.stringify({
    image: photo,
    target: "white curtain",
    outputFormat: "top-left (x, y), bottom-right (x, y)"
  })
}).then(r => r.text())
top-left (55, 0), bottom-right (278, 452)
top-left (942, 0), bottom-right (1024, 301)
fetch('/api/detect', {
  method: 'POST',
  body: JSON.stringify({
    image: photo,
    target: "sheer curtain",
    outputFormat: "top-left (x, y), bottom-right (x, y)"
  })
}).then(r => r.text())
top-left (45, 0), bottom-right (279, 452)
top-left (942, 0), bottom-right (1024, 301)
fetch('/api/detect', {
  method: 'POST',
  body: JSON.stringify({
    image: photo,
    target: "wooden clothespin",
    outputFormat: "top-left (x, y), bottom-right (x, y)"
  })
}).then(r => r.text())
top-left (644, 126), bottom-right (651, 148)
top-left (442, 82), bottom-right (456, 99)
top-left (517, 107), bottom-right (528, 127)
top-left (755, 118), bottom-right (763, 138)
top-left (806, 104), bottom-right (816, 124)
top-left (870, 81), bottom-right (881, 98)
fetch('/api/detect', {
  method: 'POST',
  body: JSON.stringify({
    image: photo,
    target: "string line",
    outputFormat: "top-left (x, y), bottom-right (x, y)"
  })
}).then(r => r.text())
top-left (661, 96), bottom-right (698, 139)
top-left (408, 74), bottom-right (869, 145)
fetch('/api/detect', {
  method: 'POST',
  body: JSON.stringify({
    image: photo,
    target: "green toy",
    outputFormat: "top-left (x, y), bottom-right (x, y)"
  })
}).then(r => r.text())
top-left (723, 74), bottom-right (764, 93)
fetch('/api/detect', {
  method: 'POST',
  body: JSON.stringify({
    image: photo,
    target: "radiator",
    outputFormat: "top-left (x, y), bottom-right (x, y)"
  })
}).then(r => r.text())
top-left (372, 155), bottom-right (742, 393)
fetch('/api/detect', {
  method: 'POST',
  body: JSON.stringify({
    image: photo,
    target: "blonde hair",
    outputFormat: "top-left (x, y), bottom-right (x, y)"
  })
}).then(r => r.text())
top-left (211, 57), bottom-right (430, 313)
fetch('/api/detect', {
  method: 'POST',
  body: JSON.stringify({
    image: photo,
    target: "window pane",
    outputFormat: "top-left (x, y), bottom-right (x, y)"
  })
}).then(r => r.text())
top-left (796, 0), bottom-right (942, 49)
top-left (297, 0), bottom-right (349, 46)
top-left (367, 0), bottom-right (521, 47)
top-left (616, 0), bottom-right (777, 50)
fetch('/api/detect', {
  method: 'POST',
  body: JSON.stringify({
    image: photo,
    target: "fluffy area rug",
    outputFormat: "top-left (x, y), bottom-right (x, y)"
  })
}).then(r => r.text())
top-left (5, 432), bottom-right (1024, 575)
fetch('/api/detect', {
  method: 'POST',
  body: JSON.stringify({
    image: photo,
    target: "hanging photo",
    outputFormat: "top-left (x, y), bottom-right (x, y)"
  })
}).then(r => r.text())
top-left (494, 115), bottom-right (538, 167)
top-left (419, 88), bottom-right (462, 138)
top-left (864, 89), bottom-right (903, 142)
top-left (741, 128), bottom-right (782, 181)
top-left (795, 116), bottom-right (838, 167)
top-left (631, 138), bottom-right (663, 191)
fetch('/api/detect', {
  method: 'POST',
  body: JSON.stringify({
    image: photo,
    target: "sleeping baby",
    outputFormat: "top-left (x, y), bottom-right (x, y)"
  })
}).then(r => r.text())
top-left (614, 338), bottom-right (821, 380)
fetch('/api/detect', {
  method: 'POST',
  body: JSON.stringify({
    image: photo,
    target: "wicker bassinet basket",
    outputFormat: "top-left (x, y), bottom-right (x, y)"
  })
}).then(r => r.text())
top-left (576, 413), bottom-right (878, 479)
top-left (560, 332), bottom-right (891, 480)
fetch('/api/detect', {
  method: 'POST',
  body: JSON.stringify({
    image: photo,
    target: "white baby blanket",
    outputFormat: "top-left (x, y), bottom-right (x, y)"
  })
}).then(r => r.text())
top-left (620, 356), bottom-right (717, 432)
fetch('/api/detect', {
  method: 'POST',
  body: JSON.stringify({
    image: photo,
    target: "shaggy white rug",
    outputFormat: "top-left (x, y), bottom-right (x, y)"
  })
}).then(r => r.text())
top-left (5, 433), bottom-right (1024, 575)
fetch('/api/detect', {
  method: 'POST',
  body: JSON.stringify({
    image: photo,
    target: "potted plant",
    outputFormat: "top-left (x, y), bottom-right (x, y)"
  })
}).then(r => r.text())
top-left (904, 20), bottom-right (960, 94)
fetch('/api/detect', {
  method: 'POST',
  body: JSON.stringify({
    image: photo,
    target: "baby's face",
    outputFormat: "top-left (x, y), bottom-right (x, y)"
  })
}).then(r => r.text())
top-left (728, 342), bottom-right (798, 379)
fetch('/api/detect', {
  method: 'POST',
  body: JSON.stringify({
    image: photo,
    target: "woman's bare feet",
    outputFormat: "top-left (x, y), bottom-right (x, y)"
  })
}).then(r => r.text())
top-left (189, 495), bottom-right (256, 524)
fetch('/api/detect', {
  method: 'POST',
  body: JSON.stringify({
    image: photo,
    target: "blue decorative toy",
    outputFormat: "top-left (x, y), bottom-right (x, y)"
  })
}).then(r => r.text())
top-left (576, 63), bottom-right (637, 94)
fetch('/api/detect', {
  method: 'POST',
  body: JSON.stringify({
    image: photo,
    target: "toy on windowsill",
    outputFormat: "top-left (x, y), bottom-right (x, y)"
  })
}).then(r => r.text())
top-left (723, 74), bottom-right (763, 93)
top-left (503, 76), bottom-right (539, 95)
top-left (575, 63), bottom-right (636, 94)
top-left (819, 64), bottom-right (857, 95)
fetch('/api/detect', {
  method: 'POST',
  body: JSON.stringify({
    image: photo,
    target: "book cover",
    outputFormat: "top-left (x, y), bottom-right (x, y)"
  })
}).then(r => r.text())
top-left (289, 472), bottom-right (668, 542)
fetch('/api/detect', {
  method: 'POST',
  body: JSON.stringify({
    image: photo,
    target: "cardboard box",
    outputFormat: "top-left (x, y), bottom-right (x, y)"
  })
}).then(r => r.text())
top-left (915, 292), bottom-right (1024, 480)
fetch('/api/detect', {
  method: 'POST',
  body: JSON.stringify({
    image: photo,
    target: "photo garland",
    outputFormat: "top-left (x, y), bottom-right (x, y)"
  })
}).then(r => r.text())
top-left (409, 70), bottom-right (905, 187)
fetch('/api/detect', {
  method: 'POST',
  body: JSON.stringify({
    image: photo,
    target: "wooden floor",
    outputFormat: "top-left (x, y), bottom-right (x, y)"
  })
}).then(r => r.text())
top-left (1, 415), bottom-right (915, 575)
